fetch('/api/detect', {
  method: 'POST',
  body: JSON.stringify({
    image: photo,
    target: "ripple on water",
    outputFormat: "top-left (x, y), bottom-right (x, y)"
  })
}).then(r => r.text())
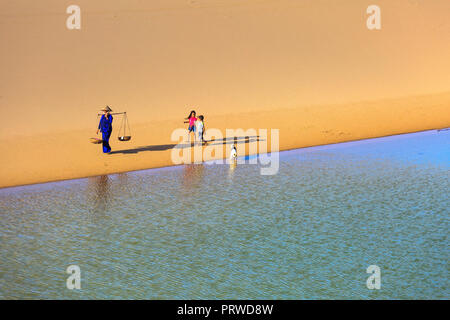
top-left (0, 130), bottom-right (449, 299)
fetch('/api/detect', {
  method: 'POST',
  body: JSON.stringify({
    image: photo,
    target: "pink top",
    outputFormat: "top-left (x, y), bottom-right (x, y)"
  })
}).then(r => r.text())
top-left (189, 117), bottom-right (197, 126)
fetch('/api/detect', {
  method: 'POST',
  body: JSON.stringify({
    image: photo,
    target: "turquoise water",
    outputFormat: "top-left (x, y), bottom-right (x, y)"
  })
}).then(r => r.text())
top-left (0, 130), bottom-right (449, 299)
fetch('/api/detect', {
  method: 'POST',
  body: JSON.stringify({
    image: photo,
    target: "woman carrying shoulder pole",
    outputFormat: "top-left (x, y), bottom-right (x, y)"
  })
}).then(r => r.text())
top-left (97, 106), bottom-right (114, 153)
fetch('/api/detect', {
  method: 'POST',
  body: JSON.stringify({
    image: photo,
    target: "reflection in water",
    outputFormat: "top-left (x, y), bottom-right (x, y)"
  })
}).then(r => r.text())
top-left (229, 160), bottom-right (237, 180)
top-left (88, 175), bottom-right (110, 214)
top-left (181, 164), bottom-right (205, 193)
top-left (117, 173), bottom-right (128, 185)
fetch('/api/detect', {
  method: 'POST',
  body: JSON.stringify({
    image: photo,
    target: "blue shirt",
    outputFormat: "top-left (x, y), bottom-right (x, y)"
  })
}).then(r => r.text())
top-left (98, 114), bottom-right (113, 133)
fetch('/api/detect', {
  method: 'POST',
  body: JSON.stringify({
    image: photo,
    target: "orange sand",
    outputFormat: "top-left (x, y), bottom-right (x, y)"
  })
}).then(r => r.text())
top-left (1, 92), bottom-right (449, 188)
top-left (0, 0), bottom-right (449, 188)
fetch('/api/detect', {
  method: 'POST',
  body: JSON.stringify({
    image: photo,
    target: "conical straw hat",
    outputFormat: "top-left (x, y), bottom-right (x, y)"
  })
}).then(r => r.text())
top-left (100, 105), bottom-right (113, 112)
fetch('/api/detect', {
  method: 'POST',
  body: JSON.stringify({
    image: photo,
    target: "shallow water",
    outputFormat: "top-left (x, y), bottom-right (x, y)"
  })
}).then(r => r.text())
top-left (0, 130), bottom-right (449, 299)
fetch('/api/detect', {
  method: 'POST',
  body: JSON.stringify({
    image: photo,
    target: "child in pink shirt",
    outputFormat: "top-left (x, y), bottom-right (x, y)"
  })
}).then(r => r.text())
top-left (184, 110), bottom-right (197, 142)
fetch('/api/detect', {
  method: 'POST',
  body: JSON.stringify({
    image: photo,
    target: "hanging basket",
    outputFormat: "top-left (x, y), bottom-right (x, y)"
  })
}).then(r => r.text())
top-left (118, 136), bottom-right (131, 141)
top-left (90, 137), bottom-right (103, 144)
top-left (117, 112), bottom-right (132, 142)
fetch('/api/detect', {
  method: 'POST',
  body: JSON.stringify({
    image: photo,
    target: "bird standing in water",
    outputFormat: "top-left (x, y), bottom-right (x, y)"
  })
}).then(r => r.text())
top-left (230, 144), bottom-right (237, 160)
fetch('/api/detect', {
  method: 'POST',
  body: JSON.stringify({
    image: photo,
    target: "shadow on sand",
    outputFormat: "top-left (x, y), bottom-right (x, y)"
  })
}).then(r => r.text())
top-left (109, 136), bottom-right (263, 155)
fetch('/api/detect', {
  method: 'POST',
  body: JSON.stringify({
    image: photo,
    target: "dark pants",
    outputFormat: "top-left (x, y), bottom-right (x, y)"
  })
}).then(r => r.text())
top-left (102, 131), bottom-right (112, 153)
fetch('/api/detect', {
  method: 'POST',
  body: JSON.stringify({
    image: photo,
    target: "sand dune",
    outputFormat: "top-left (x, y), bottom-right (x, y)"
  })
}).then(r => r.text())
top-left (0, 0), bottom-right (449, 187)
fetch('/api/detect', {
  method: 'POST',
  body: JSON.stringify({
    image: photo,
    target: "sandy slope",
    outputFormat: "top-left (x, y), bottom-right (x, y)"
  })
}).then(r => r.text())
top-left (0, 0), bottom-right (449, 187)
top-left (1, 92), bottom-right (449, 188)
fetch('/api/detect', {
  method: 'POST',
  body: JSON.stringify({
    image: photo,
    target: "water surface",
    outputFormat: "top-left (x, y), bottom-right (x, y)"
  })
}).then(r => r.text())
top-left (0, 130), bottom-right (449, 299)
